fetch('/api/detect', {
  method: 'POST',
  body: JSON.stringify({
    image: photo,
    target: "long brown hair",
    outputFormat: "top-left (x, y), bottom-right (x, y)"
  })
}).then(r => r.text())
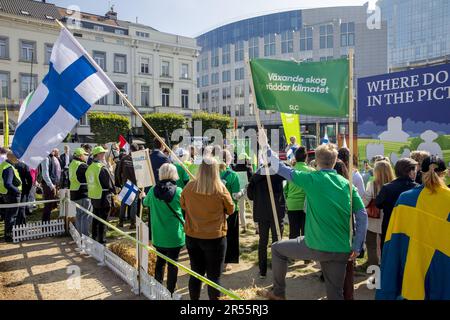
top-left (373, 160), bottom-right (395, 195)
top-left (191, 157), bottom-right (223, 195)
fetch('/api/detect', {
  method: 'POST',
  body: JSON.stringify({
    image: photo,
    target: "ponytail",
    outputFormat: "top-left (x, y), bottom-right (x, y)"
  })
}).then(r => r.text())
top-left (422, 164), bottom-right (446, 193)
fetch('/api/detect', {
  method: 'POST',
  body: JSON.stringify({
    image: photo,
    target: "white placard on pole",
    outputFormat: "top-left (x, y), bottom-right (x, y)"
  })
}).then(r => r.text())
top-left (132, 149), bottom-right (155, 188)
top-left (136, 216), bottom-right (149, 274)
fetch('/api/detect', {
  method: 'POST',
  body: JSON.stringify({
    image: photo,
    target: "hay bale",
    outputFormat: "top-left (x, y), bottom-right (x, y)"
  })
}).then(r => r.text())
top-left (219, 285), bottom-right (268, 300)
top-left (108, 241), bottom-right (157, 276)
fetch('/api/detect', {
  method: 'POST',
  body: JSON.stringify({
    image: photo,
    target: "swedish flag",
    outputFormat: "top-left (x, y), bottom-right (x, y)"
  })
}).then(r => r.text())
top-left (376, 185), bottom-right (450, 300)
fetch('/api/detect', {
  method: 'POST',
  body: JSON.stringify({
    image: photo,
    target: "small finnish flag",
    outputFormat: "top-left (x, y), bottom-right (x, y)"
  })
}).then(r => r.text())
top-left (118, 180), bottom-right (139, 205)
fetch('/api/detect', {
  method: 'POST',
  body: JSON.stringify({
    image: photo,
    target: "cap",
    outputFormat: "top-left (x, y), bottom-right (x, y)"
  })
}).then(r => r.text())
top-left (73, 147), bottom-right (88, 157)
top-left (421, 155), bottom-right (446, 173)
top-left (92, 146), bottom-right (107, 157)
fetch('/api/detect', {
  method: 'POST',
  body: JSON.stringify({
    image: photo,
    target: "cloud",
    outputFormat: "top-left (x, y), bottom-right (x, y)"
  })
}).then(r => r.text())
top-left (402, 119), bottom-right (450, 136)
top-left (358, 120), bottom-right (386, 138)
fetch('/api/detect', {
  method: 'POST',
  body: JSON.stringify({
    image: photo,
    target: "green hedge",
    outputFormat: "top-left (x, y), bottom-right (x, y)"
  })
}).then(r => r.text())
top-left (191, 112), bottom-right (231, 136)
top-left (143, 113), bottom-right (186, 147)
top-left (88, 112), bottom-right (130, 144)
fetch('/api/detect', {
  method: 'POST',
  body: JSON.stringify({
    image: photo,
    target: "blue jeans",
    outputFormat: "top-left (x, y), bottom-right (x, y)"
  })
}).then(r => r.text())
top-left (119, 196), bottom-right (138, 223)
top-left (75, 198), bottom-right (93, 236)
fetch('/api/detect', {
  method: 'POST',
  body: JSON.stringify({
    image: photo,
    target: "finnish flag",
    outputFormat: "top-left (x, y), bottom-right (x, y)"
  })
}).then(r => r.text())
top-left (12, 28), bottom-right (115, 168)
top-left (118, 180), bottom-right (139, 206)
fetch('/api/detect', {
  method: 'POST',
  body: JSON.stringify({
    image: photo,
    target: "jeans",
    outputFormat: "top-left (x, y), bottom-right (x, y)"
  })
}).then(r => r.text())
top-left (258, 220), bottom-right (283, 276)
top-left (287, 210), bottom-right (306, 239)
top-left (92, 206), bottom-right (110, 244)
top-left (16, 193), bottom-right (29, 226)
top-left (271, 237), bottom-right (349, 300)
top-left (75, 198), bottom-right (93, 236)
top-left (3, 194), bottom-right (21, 239)
top-left (186, 235), bottom-right (227, 300)
top-left (154, 246), bottom-right (183, 294)
top-left (119, 196), bottom-right (138, 223)
top-left (366, 230), bottom-right (380, 266)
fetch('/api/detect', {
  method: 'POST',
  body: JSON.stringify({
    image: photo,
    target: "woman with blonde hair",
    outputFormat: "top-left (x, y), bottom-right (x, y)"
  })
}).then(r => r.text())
top-left (363, 160), bottom-right (395, 266)
top-left (180, 157), bottom-right (235, 300)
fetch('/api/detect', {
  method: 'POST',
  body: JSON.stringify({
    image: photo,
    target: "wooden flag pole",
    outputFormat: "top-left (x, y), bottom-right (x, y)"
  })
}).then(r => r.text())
top-left (348, 48), bottom-right (355, 248)
top-left (245, 58), bottom-right (282, 241)
top-left (55, 20), bottom-right (195, 180)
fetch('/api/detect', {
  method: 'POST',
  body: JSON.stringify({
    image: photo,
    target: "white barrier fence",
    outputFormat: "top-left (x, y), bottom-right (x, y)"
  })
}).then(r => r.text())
top-left (12, 219), bottom-right (65, 243)
top-left (68, 223), bottom-right (180, 300)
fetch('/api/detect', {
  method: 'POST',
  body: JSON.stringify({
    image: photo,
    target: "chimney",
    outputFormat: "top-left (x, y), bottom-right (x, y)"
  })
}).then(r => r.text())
top-left (105, 5), bottom-right (117, 20)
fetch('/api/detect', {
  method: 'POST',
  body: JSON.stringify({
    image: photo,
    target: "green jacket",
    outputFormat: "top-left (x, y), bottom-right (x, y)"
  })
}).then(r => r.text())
top-left (143, 186), bottom-right (185, 248)
top-left (220, 166), bottom-right (240, 208)
top-left (284, 162), bottom-right (315, 211)
top-left (175, 162), bottom-right (190, 189)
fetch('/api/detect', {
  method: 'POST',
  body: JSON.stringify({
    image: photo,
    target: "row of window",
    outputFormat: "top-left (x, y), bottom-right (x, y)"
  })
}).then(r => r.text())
top-left (202, 104), bottom-right (254, 117)
top-left (0, 71), bottom-right (190, 109)
top-left (197, 23), bottom-right (355, 71)
top-left (198, 67), bottom-right (245, 87)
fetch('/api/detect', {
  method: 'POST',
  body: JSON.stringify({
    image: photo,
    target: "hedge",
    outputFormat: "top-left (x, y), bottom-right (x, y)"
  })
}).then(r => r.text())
top-left (191, 112), bottom-right (231, 136)
top-left (143, 113), bottom-right (186, 147)
top-left (88, 112), bottom-right (130, 144)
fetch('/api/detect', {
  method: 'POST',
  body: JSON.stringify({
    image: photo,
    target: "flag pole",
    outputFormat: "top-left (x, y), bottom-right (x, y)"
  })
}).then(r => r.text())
top-left (348, 48), bottom-right (355, 248)
top-left (54, 20), bottom-right (195, 180)
top-left (4, 98), bottom-right (9, 148)
top-left (245, 57), bottom-right (282, 241)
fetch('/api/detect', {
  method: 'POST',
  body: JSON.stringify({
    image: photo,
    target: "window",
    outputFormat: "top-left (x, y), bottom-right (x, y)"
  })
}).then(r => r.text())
top-left (114, 83), bottom-right (127, 105)
top-left (181, 89), bottom-right (189, 109)
top-left (44, 44), bottom-right (53, 65)
top-left (235, 40), bottom-right (244, 62)
top-left (202, 75), bottom-right (209, 87)
top-left (300, 27), bottom-right (313, 51)
top-left (114, 54), bottom-right (127, 73)
top-left (115, 29), bottom-right (125, 35)
top-left (222, 44), bottom-right (230, 65)
top-left (235, 85), bottom-right (244, 98)
top-left (340, 22), bottom-right (355, 47)
top-left (136, 31), bottom-right (150, 38)
top-left (140, 57), bottom-right (150, 74)
top-left (161, 61), bottom-right (170, 77)
top-left (222, 87), bottom-right (231, 100)
top-left (222, 105), bottom-right (231, 116)
top-left (141, 85), bottom-right (150, 107)
top-left (249, 37), bottom-right (259, 59)
top-left (0, 72), bottom-right (10, 99)
top-left (97, 95), bottom-right (107, 105)
top-left (235, 67), bottom-right (244, 81)
top-left (161, 88), bottom-right (170, 106)
top-left (222, 70), bottom-right (231, 82)
top-left (235, 104), bottom-right (245, 116)
top-left (281, 31), bottom-right (293, 54)
top-left (211, 72), bottom-right (220, 85)
top-left (0, 37), bottom-right (9, 59)
top-left (93, 51), bottom-right (106, 71)
top-left (320, 24), bottom-right (333, 49)
top-left (181, 63), bottom-right (189, 79)
top-left (20, 40), bottom-right (36, 62)
top-left (211, 48), bottom-right (219, 67)
top-left (79, 114), bottom-right (89, 126)
top-left (201, 56), bottom-right (208, 71)
top-left (19, 74), bottom-right (37, 99)
top-left (264, 34), bottom-right (276, 56)
top-left (201, 91), bottom-right (209, 107)
top-left (249, 103), bottom-right (255, 116)
top-left (320, 56), bottom-right (334, 61)
top-left (93, 25), bottom-right (104, 32)
top-left (211, 89), bottom-right (220, 113)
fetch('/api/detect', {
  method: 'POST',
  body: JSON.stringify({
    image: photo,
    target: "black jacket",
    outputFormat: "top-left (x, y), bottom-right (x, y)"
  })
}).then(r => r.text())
top-left (116, 154), bottom-right (137, 187)
top-left (15, 162), bottom-right (33, 195)
top-left (59, 153), bottom-right (73, 170)
top-left (150, 149), bottom-right (170, 183)
top-left (247, 168), bottom-right (285, 223)
top-left (232, 162), bottom-right (253, 181)
top-left (376, 177), bottom-right (418, 243)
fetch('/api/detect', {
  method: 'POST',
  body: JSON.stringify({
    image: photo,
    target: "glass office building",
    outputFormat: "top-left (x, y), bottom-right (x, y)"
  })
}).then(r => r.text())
top-left (196, 6), bottom-right (387, 143)
top-left (379, 0), bottom-right (450, 69)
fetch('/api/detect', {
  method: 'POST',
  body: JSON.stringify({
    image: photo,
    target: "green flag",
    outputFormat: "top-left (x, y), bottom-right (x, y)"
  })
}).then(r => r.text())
top-left (250, 58), bottom-right (349, 117)
top-left (280, 113), bottom-right (301, 147)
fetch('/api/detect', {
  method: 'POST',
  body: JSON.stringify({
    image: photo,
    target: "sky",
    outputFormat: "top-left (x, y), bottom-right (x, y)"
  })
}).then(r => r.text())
top-left (51, 0), bottom-right (371, 38)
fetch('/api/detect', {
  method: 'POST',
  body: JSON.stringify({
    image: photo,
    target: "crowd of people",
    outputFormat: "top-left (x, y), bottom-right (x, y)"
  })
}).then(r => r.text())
top-left (0, 135), bottom-right (449, 300)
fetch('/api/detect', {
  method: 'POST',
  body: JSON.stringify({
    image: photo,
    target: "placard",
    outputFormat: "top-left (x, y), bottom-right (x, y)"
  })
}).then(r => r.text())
top-left (131, 149), bottom-right (155, 188)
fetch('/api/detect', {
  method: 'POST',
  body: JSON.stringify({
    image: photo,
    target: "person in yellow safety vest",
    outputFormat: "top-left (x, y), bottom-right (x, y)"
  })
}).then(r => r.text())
top-left (86, 146), bottom-right (115, 244)
top-left (70, 147), bottom-right (92, 236)
top-left (0, 150), bottom-right (22, 242)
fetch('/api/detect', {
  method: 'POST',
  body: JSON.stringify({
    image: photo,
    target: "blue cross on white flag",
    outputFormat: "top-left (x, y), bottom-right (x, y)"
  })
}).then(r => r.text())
top-left (118, 180), bottom-right (139, 206)
top-left (321, 132), bottom-right (330, 145)
top-left (12, 28), bottom-right (115, 168)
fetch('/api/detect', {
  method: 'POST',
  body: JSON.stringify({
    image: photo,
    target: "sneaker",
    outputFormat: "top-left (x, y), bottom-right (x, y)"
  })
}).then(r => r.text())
top-left (118, 221), bottom-right (124, 228)
top-left (259, 273), bottom-right (266, 280)
top-left (303, 260), bottom-right (312, 265)
top-left (258, 289), bottom-right (285, 300)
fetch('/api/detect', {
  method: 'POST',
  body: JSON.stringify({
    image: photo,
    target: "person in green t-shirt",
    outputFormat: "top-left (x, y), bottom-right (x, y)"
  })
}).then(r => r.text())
top-left (142, 163), bottom-right (185, 294)
top-left (260, 143), bottom-right (368, 301)
top-left (284, 146), bottom-right (315, 240)
top-left (173, 148), bottom-right (191, 189)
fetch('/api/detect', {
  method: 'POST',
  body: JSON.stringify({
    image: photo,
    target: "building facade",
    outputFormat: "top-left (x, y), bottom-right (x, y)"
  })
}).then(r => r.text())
top-left (379, 0), bottom-right (450, 70)
top-left (0, 0), bottom-right (199, 142)
top-left (196, 5), bottom-right (387, 143)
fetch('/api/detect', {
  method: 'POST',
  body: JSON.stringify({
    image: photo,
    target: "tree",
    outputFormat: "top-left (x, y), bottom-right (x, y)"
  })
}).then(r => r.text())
top-left (143, 113), bottom-right (186, 148)
top-left (191, 112), bottom-right (231, 137)
top-left (88, 112), bottom-right (130, 144)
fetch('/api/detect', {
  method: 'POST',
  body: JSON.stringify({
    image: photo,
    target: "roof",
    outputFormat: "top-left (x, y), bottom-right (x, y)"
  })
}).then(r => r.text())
top-left (0, 0), bottom-right (61, 21)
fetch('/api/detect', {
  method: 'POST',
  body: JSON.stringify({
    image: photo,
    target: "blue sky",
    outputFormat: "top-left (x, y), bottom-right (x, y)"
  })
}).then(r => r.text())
top-left (51, 0), bottom-right (371, 37)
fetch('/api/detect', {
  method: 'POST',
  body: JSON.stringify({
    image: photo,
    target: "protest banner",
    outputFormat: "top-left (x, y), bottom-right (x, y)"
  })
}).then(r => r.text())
top-left (358, 63), bottom-right (450, 174)
top-left (131, 149), bottom-right (155, 188)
